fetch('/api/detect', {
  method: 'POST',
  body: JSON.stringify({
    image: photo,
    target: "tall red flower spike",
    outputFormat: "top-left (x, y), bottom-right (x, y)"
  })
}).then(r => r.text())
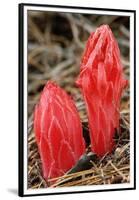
top-left (76, 25), bottom-right (128, 157)
top-left (34, 81), bottom-right (85, 180)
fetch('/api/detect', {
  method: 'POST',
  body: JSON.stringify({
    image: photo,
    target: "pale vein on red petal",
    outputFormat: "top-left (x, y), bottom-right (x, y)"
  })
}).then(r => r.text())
top-left (53, 98), bottom-right (69, 139)
top-left (58, 140), bottom-right (76, 173)
top-left (55, 89), bottom-right (85, 158)
top-left (39, 136), bottom-right (54, 179)
top-left (48, 116), bottom-right (65, 171)
top-left (54, 91), bottom-right (77, 147)
top-left (99, 107), bottom-right (108, 152)
top-left (50, 83), bottom-right (84, 156)
top-left (48, 116), bottom-right (64, 140)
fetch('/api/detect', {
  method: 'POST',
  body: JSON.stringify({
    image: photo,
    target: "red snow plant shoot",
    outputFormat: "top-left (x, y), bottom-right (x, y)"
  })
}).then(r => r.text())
top-left (76, 25), bottom-right (128, 157)
top-left (34, 81), bottom-right (85, 180)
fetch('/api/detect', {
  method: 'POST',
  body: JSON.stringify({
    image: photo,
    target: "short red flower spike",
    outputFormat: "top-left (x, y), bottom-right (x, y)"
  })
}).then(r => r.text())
top-left (34, 81), bottom-right (85, 180)
top-left (76, 25), bottom-right (128, 157)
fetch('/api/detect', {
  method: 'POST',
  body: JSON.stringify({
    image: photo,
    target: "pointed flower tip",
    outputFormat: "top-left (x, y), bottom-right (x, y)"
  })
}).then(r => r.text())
top-left (99, 24), bottom-right (111, 30)
top-left (44, 80), bottom-right (58, 90)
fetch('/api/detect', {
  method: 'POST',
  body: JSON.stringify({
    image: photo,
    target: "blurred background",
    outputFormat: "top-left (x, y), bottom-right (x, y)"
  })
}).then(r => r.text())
top-left (27, 11), bottom-right (130, 189)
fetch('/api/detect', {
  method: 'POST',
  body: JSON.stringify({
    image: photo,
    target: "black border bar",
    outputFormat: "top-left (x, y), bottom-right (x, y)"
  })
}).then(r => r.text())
top-left (18, 3), bottom-right (24, 197)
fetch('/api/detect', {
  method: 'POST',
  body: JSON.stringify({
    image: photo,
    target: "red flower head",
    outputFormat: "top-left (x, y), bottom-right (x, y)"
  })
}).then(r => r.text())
top-left (76, 25), bottom-right (128, 157)
top-left (34, 81), bottom-right (85, 180)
